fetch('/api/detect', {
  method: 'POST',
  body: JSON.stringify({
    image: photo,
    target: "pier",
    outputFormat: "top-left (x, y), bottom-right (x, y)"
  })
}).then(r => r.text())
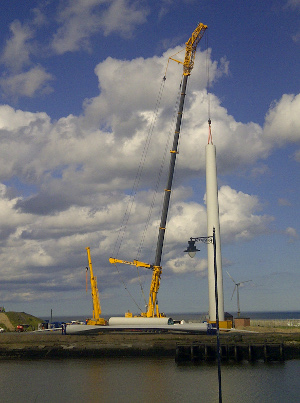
top-left (0, 326), bottom-right (299, 361)
top-left (175, 342), bottom-right (285, 363)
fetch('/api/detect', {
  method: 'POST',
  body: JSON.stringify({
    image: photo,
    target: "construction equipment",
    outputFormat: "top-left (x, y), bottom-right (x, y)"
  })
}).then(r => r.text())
top-left (86, 247), bottom-right (107, 325)
top-left (109, 22), bottom-right (207, 318)
top-left (109, 258), bottom-right (163, 318)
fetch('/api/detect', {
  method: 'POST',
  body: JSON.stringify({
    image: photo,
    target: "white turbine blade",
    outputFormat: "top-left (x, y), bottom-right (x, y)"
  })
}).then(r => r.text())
top-left (226, 271), bottom-right (236, 284)
top-left (231, 285), bottom-right (237, 300)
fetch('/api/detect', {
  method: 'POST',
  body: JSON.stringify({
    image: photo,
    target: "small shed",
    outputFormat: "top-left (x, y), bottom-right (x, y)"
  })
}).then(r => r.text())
top-left (234, 317), bottom-right (251, 328)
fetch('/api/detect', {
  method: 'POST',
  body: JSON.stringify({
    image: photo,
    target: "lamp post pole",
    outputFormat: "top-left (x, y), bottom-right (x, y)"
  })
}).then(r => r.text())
top-left (213, 228), bottom-right (222, 403)
top-left (184, 227), bottom-right (222, 403)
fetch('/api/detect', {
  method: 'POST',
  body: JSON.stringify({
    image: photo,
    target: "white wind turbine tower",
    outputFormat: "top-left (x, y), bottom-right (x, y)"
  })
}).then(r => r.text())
top-left (227, 271), bottom-right (252, 317)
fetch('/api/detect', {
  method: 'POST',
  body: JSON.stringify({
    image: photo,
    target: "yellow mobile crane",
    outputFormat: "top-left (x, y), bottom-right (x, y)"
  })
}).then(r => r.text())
top-left (86, 247), bottom-right (107, 325)
top-left (109, 22), bottom-right (207, 318)
top-left (109, 258), bottom-right (162, 318)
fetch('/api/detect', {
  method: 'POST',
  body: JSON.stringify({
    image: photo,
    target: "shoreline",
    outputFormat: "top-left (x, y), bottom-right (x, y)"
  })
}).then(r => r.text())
top-left (1, 327), bottom-right (299, 360)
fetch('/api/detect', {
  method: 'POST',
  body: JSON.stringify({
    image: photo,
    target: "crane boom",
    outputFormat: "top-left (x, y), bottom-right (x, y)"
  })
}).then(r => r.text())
top-left (154, 21), bottom-right (207, 268)
top-left (110, 22), bottom-right (207, 318)
top-left (109, 257), bottom-right (163, 318)
top-left (86, 247), bottom-right (106, 325)
top-left (169, 22), bottom-right (207, 76)
top-left (109, 257), bottom-right (152, 269)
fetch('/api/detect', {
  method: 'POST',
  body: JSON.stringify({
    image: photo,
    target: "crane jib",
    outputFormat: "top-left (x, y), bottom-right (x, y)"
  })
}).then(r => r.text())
top-left (109, 22), bottom-right (207, 318)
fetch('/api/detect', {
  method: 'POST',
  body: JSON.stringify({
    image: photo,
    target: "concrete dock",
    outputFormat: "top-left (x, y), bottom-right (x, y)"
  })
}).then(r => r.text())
top-left (0, 325), bottom-right (299, 360)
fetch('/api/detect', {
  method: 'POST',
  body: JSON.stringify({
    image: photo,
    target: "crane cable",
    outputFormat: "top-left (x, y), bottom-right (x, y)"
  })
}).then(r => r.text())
top-left (135, 55), bottom-right (185, 263)
top-left (111, 262), bottom-right (143, 314)
top-left (112, 75), bottom-right (167, 260)
top-left (112, 74), bottom-right (167, 310)
top-left (135, 75), bottom-right (185, 306)
top-left (134, 70), bottom-right (184, 305)
top-left (136, 76), bottom-right (184, 262)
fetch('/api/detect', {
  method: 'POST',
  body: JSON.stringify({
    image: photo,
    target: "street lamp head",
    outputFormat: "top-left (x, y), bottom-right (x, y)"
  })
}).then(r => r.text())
top-left (184, 239), bottom-right (200, 258)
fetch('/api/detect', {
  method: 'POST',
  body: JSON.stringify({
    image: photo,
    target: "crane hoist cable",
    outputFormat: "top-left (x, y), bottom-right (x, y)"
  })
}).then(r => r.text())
top-left (134, 77), bottom-right (185, 308)
top-left (130, 78), bottom-right (184, 308)
top-left (112, 75), bottom-right (168, 310)
top-left (113, 55), bottom-right (184, 305)
top-left (110, 22), bottom-right (207, 318)
top-left (111, 260), bottom-right (144, 313)
top-left (136, 76), bottom-right (184, 260)
top-left (112, 75), bottom-right (167, 261)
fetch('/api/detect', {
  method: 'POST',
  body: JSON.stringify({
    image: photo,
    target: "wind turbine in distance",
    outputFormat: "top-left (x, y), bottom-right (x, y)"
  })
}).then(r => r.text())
top-left (226, 271), bottom-right (252, 317)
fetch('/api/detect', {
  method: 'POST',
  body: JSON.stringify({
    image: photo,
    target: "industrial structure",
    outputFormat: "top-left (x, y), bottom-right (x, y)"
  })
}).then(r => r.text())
top-left (85, 247), bottom-right (107, 326)
top-left (109, 22), bottom-right (208, 318)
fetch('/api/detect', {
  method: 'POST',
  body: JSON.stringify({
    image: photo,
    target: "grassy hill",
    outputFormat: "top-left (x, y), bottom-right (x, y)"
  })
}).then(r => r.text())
top-left (0, 312), bottom-right (43, 331)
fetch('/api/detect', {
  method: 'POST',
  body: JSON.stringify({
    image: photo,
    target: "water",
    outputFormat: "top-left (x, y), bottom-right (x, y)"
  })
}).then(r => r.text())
top-left (0, 357), bottom-right (299, 402)
top-left (6, 310), bottom-right (296, 402)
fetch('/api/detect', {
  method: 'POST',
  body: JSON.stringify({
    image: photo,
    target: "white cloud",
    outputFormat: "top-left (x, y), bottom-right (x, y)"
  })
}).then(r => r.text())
top-left (264, 93), bottom-right (300, 145)
top-left (0, 66), bottom-right (53, 97)
top-left (52, 0), bottom-right (148, 54)
top-left (0, 44), bottom-right (299, 305)
top-left (285, 227), bottom-right (298, 241)
top-left (1, 20), bottom-right (33, 73)
top-left (166, 256), bottom-right (207, 274)
top-left (217, 186), bottom-right (274, 242)
top-left (100, 0), bottom-right (149, 37)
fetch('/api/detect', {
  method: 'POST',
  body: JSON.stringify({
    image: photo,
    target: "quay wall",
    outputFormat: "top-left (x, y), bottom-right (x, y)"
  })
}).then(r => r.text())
top-left (0, 329), bottom-right (299, 360)
top-left (249, 319), bottom-right (300, 328)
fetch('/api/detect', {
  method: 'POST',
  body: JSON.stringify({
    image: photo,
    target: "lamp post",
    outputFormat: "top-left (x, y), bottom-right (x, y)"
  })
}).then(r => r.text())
top-left (184, 227), bottom-right (222, 403)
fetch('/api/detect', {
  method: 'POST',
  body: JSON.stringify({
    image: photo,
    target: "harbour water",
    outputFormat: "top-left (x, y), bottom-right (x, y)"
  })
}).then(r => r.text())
top-left (1, 312), bottom-right (299, 402)
top-left (0, 357), bottom-right (299, 402)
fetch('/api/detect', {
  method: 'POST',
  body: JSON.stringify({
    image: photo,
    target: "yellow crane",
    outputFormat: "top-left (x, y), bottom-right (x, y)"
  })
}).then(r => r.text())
top-left (109, 22), bottom-right (207, 318)
top-left (109, 258), bottom-right (163, 318)
top-left (86, 247), bottom-right (107, 326)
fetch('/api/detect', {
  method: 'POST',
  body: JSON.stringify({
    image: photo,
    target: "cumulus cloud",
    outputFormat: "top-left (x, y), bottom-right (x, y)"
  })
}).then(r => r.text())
top-left (1, 20), bottom-right (34, 73)
top-left (0, 40), bottom-right (299, 307)
top-left (217, 186), bottom-right (274, 242)
top-left (264, 94), bottom-right (300, 144)
top-left (0, 12), bottom-right (53, 98)
top-left (166, 256), bottom-right (208, 275)
top-left (0, 1), bottom-right (148, 98)
top-left (0, 66), bottom-right (54, 98)
top-left (52, 0), bottom-right (149, 54)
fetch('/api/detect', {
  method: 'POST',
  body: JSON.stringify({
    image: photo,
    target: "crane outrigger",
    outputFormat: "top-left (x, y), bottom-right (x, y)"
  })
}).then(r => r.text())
top-left (110, 22), bottom-right (207, 318)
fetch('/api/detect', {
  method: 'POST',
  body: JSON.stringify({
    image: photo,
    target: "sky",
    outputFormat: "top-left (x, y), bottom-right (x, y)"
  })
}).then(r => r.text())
top-left (0, 0), bottom-right (299, 319)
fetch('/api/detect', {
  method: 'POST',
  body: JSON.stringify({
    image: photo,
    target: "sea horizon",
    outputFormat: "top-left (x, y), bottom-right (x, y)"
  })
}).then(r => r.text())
top-left (43, 310), bottom-right (300, 322)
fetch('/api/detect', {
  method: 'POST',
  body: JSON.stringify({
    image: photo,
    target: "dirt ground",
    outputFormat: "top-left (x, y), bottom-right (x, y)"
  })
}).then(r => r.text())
top-left (0, 326), bottom-right (299, 352)
top-left (235, 325), bottom-right (300, 333)
top-left (0, 313), bottom-right (14, 331)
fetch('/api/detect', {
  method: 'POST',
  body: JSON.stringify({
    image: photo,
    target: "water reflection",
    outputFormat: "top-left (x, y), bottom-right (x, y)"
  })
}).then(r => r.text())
top-left (0, 358), bottom-right (299, 402)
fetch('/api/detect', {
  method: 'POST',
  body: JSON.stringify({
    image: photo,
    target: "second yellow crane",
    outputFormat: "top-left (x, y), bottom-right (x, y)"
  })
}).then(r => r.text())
top-left (86, 247), bottom-right (107, 326)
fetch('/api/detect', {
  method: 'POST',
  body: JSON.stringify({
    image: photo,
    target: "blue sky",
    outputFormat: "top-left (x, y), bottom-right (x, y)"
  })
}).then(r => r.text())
top-left (0, 0), bottom-right (299, 318)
